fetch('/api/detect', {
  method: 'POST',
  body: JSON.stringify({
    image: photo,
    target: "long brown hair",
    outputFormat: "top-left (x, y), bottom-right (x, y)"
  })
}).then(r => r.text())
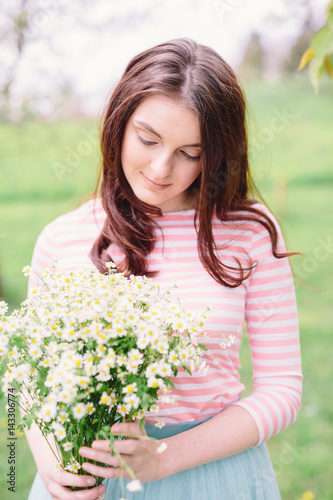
top-left (90, 37), bottom-right (298, 287)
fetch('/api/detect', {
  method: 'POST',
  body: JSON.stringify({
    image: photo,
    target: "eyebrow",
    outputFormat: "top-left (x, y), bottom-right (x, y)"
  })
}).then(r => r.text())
top-left (134, 120), bottom-right (201, 148)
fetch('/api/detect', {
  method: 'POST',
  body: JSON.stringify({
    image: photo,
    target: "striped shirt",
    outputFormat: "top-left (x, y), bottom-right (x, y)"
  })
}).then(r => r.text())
top-left (28, 198), bottom-right (302, 444)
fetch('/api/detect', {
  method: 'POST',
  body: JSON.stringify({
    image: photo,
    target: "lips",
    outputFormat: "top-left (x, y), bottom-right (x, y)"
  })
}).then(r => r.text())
top-left (141, 172), bottom-right (171, 191)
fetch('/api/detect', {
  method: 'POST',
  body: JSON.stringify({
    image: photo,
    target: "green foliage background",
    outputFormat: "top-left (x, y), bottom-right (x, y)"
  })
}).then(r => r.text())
top-left (0, 73), bottom-right (332, 499)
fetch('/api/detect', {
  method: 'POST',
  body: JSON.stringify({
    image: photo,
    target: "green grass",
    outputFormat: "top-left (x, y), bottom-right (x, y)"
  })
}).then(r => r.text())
top-left (0, 74), bottom-right (332, 499)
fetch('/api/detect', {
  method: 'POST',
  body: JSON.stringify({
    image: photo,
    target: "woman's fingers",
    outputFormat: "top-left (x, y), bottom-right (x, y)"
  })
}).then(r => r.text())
top-left (48, 468), bottom-right (107, 499)
top-left (52, 467), bottom-right (97, 487)
top-left (91, 440), bottom-right (112, 452)
top-left (88, 439), bottom-right (140, 455)
top-left (78, 423), bottom-right (149, 484)
top-left (113, 438), bottom-right (139, 455)
top-left (79, 446), bottom-right (121, 466)
top-left (111, 421), bottom-right (145, 436)
top-left (81, 461), bottom-right (129, 480)
top-left (48, 479), bottom-right (106, 500)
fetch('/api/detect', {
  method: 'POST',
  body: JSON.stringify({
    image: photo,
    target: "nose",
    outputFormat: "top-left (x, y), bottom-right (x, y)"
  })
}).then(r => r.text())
top-left (150, 151), bottom-right (172, 180)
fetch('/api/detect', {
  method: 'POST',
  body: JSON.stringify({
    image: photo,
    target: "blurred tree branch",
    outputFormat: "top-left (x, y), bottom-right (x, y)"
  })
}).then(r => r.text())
top-left (1, 0), bottom-right (30, 105)
top-left (0, 0), bottom-right (155, 122)
top-left (0, 0), bottom-right (71, 121)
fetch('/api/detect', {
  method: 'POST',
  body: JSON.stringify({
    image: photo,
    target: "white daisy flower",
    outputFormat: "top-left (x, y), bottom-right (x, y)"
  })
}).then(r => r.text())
top-left (72, 403), bottom-right (87, 420)
top-left (136, 335), bottom-right (149, 349)
top-left (123, 394), bottom-right (140, 409)
top-left (154, 340), bottom-right (169, 355)
top-left (126, 479), bottom-right (143, 492)
top-left (99, 391), bottom-right (115, 406)
top-left (154, 420), bottom-right (165, 429)
top-left (156, 362), bottom-right (172, 378)
top-left (58, 388), bottom-right (76, 404)
top-left (0, 344), bottom-right (8, 355)
top-left (14, 363), bottom-right (31, 382)
top-left (57, 411), bottom-right (70, 424)
top-left (147, 377), bottom-right (165, 390)
top-left (149, 404), bottom-right (160, 414)
top-left (22, 265), bottom-right (32, 277)
top-left (144, 325), bottom-right (159, 342)
top-left (86, 403), bottom-right (95, 415)
top-left (0, 301), bottom-right (8, 315)
top-left (96, 362), bottom-right (112, 382)
top-left (0, 333), bottom-right (8, 348)
top-left (39, 402), bottom-right (57, 422)
top-left (28, 345), bottom-right (43, 360)
top-left (76, 376), bottom-right (90, 389)
top-left (127, 349), bottom-right (143, 364)
top-left (168, 350), bottom-right (180, 366)
top-left (145, 362), bottom-right (159, 378)
top-left (156, 442), bottom-right (168, 454)
top-left (105, 261), bottom-right (117, 269)
top-left (122, 383), bottom-right (138, 394)
top-left (52, 423), bottom-right (67, 441)
top-left (64, 460), bottom-right (81, 473)
top-left (62, 442), bottom-right (74, 452)
top-left (117, 403), bottom-right (131, 417)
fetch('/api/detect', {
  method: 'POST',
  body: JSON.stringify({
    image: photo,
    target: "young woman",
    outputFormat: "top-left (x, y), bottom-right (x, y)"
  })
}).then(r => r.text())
top-left (26, 37), bottom-right (302, 500)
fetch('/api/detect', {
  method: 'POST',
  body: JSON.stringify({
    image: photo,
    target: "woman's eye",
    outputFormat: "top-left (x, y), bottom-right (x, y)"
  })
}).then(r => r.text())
top-left (138, 135), bottom-right (156, 146)
top-left (182, 151), bottom-right (201, 162)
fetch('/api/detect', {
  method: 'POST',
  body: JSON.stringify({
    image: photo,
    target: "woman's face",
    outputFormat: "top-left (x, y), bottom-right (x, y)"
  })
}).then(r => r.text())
top-left (121, 94), bottom-right (202, 213)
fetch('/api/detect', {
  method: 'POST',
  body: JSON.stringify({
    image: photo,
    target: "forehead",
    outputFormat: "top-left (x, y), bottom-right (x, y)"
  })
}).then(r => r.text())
top-left (130, 94), bottom-right (201, 142)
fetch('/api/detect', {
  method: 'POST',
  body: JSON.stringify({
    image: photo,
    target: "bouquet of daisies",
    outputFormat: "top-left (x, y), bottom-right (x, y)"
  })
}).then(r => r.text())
top-left (0, 264), bottom-right (213, 492)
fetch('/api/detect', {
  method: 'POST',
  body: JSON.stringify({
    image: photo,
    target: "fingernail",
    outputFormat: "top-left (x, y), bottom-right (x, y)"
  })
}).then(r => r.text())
top-left (99, 485), bottom-right (106, 493)
top-left (87, 477), bottom-right (96, 486)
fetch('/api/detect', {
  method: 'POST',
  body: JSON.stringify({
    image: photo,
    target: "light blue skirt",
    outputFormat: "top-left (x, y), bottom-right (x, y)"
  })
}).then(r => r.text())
top-left (28, 419), bottom-right (281, 500)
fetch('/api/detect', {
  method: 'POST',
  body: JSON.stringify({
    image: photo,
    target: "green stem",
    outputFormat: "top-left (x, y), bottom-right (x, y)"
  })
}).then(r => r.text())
top-left (109, 441), bottom-right (136, 481)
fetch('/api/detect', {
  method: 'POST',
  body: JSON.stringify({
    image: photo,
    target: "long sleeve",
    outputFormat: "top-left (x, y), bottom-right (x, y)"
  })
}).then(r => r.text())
top-left (27, 199), bottom-right (105, 298)
top-left (234, 205), bottom-right (303, 444)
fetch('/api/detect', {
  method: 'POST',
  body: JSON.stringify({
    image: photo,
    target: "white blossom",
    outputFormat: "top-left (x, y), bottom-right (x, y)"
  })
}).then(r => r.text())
top-left (156, 442), bottom-right (168, 454)
top-left (0, 301), bottom-right (8, 315)
top-left (126, 480), bottom-right (143, 492)
top-left (39, 402), bottom-right (57, 422)
top-left (22, 265), bottom-right (32, 277)
top-left (0, 266), bottom-right (213, 495)
top-left (72, 403), bottom-right (87, 420)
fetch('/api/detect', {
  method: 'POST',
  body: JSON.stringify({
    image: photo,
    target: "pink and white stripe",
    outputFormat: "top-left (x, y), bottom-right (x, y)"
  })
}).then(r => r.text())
top-left (28, 198), bottom-right (302, 444)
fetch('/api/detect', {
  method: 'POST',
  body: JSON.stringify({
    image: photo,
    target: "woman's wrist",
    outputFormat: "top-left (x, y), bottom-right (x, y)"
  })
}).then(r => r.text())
top-left (154, 437), bottom-right (182, 480)
top-left (38, 458), bottom-right (58, 490)
top-left (149, 407), bottom-right (260, 479)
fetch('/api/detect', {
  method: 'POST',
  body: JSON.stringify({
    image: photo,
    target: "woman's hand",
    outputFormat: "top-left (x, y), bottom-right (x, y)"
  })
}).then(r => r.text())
top-left (43, 465), bottom-right (107, 500)
top-left (79, 421), bottom-right (165, 484)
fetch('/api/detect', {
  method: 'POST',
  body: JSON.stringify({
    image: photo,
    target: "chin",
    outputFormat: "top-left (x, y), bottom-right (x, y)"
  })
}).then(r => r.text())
top-left (133, 190), bottom-right (164, 208)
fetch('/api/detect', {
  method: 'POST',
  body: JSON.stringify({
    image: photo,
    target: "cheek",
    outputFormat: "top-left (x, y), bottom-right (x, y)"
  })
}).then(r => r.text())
top-left (185, 166), bottom-right (201, 186)
top-left (122, 136), bottom-right (149, 172)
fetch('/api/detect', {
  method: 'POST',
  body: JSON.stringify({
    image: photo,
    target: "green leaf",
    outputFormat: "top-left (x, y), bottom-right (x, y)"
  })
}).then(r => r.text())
top-left (198, 343), bottom-right (208, 351)
top-left (324, 54), bottom-right (333, 78)
top-left (139, 417), bottom-right (146, 430)
top-left (298, 47), bottom-right (314, 71)
top-left (309, 57), bottom-right (325, 94)
top-left (311, 26), bottom-right (333, 58)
